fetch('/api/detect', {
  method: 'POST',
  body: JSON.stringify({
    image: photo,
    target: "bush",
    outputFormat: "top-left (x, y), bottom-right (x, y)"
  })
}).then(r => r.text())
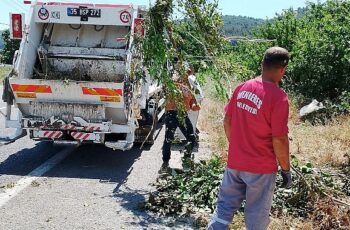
top-left (224, 1), bottom-right (350, 110)
top-left (0, 30), bottom-right (20, 64)
top-left (256, 1), bottom-right (350, 104)
top-left (288, 1), bottom-right (350, 101)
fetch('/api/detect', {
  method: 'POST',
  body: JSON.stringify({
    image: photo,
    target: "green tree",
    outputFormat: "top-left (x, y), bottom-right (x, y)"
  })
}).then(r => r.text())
top-left (0, 30), bottom-right (21, 64)
top-left (230, 0), bottom-right (350, 107)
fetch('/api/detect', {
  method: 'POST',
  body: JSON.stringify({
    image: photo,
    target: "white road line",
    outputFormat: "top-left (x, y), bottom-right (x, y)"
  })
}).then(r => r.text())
top-left (0, 147), bottom-right (75, 208)
top-left (0, 107), bottom-right (6, 110)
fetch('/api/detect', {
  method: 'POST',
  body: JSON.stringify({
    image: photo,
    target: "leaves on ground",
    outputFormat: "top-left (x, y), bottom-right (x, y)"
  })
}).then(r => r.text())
top-left (145, 155), bottom-right (350, 229)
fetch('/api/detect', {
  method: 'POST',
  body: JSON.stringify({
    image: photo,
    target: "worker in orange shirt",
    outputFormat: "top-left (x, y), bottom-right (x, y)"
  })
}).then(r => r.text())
top-left (161, 73), bottom-right (200, 171)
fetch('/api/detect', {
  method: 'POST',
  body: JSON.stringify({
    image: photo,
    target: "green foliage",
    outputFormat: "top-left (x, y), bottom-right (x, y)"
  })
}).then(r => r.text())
top-left (257, 9), bottom-right (299, 52)
top-left (230, 41), bottom-right (271, 81)
top-left (219, 0), bottom-right (350, 112)
top-left (339, 91), bottom-right (350, 112)
top-left (147, 154), bottom-right (349, 228)
top-left (254, 1), bottom-right (350, 105)
top-left (288, 1), bottom-right (350, 101)
top-left (0, 30), bottom-right (20, 64)
top-left (273, 156), bottom-right (349, 218)
top-left (145, 156), bottom-right (225, 216)
top-left (197, 51), bottom-right (254, 99)
top-left (139, 0), bottom-right (226, 104)
top-left (195, 40), bottom-right (271, 100)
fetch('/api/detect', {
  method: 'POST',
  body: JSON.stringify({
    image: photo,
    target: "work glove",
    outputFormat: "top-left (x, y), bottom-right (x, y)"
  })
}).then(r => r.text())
top-left (280, 170), bottom-right (292, 189)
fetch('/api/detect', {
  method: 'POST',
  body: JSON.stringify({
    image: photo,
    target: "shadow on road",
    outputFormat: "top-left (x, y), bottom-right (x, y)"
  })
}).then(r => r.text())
top-left (0, 140), bottom-right (142, 186)
top-left (44, 144), bottom-right (143, 184)
top-left (0, 141), bottom-right (64, 177)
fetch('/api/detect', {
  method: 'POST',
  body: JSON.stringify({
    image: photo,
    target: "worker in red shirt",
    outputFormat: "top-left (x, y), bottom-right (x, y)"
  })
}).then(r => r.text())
top-left (208, 47), bottom-right (292, 230)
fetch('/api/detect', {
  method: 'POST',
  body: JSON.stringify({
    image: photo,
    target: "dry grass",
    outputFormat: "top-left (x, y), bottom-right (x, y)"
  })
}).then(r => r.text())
top-left (269, 216), bottom-right (313, 230)
top-left (229, 213), bottom-right (314, 230)
top-left (197, 97), bottom-right (227, 157)
top-left (289, 106), bottom-right (350, 167)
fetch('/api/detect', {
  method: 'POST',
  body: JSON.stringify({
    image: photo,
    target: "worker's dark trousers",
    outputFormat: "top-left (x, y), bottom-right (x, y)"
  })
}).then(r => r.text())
top-left (162, 111), bottom-right (196, 163)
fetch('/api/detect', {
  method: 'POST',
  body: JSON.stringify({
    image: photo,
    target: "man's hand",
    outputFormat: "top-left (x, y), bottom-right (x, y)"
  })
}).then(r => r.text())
top-left (191, 100), bottom-right (201, 111)
top-left (191, 104), bottom-right (201, 111)
top-left (281, 170), bottom-right (292, 188)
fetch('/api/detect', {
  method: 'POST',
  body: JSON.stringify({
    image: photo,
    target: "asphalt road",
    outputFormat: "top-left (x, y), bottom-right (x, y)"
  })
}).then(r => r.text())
top-left (0, 88), bottom-right (197, 230)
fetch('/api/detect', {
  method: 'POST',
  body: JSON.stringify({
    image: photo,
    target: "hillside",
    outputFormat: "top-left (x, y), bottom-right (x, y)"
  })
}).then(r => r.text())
top-left (223, 15), bottom-right (264, 36)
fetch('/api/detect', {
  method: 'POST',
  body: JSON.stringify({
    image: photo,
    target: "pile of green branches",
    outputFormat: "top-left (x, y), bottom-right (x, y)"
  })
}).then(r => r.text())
top-left (145, 155), bottom-right (350, 228)
top-left (273, 157), bottom-right (350, 218)
top-left (145, 156), bottom-right (224, 216)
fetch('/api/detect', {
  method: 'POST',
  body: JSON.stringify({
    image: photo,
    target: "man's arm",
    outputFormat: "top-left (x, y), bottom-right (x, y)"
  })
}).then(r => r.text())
top-left (272, 135), bottom-right (290, 171)
top-left (223, 113), bottom-right (232, 141)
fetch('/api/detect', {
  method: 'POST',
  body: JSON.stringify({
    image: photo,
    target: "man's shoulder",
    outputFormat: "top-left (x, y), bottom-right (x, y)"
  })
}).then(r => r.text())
top-left (244, 77), bottom-right (259, 85)
top-left (272, 86), bottom-right (288, 98)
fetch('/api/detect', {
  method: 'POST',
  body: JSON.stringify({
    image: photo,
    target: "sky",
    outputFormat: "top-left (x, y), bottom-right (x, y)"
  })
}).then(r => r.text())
top-left (1, 0), bottom-right (324, 30)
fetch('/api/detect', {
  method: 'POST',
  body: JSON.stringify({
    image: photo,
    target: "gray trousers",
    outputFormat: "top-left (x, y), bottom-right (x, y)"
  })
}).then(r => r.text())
top-left (208, 168), bottom-right (276, 230)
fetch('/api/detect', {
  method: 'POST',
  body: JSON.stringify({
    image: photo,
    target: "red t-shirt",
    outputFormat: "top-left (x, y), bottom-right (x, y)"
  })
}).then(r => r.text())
top-left (225, 77), bottom-right (289, 174)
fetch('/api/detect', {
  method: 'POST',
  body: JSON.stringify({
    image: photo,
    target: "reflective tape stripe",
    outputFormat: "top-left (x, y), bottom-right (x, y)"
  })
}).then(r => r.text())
top-left (62, 124), bottom-right (76, 130)
top-left (48, 132), bottom-right (56, 139)
top-left (82, 126), bottom-right (101, 132)
top-left (41, 131), bottom-right (62, 139)
top-left (82, 87), bottom-right (122, 96)
top-left (71, 132), bottom-right (91, 140)
top-left (54, 132), bottom-right (62, 139)
top-left (82, 134), bottom-right (90, 140)
top-left (11, 84), bottom-right (52, 93)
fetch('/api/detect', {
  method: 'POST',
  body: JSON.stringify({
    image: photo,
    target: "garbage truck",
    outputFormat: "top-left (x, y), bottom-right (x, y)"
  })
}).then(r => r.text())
top-left (1, 1), bottom-right (166, 150)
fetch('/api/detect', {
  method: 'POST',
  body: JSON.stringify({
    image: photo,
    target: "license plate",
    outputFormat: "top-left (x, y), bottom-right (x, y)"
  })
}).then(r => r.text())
top-left (67, 8), bottom-right (101, 17)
